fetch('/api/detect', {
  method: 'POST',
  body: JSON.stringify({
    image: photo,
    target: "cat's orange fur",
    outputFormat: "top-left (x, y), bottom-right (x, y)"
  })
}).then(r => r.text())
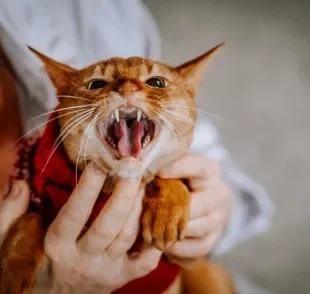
top-left (0, 44), bottom-right (235, 293)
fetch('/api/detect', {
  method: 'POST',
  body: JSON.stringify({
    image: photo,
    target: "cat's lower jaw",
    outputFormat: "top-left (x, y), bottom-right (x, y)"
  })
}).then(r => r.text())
top-left (101, 159), bottom-right (156, 194)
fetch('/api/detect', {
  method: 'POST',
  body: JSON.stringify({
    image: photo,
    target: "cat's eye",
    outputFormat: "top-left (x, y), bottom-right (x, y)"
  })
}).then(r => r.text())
top-left (87, 79), bottom-right (109, 90)
top-left (145, 77), bottom-right (167, 88)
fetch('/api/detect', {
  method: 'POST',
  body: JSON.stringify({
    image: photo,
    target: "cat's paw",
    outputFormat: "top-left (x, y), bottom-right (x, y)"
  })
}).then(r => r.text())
top-left (141, 178), bottom-right (191, 251)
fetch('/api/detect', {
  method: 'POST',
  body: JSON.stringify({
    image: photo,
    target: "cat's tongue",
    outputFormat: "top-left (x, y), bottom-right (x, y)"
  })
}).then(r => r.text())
top-left (115, 119), bottom-right (143, 157)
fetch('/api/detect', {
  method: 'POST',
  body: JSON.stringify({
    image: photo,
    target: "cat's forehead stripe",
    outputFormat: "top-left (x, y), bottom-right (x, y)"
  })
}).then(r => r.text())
top-left (92, 65), bottom-right (103, 78)
top-left (84, 58), bottom-right (171, 82)
top-left (83, 65), bottom-right (103, 82)
top-left (100, 58), bottom-right (146, 78)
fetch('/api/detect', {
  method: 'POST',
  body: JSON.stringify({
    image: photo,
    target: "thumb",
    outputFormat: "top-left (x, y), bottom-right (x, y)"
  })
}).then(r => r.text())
top-left (129, 244), bottom-right (162, 278)
top-left (0, 180), bottom-right (30, 237)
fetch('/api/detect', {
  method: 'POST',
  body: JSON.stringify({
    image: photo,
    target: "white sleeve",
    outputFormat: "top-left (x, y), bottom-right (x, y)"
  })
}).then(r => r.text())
top-left (190, 117), bottom-right (274, 256)
top-left (0, 0), bottom-right (161, 133)
top-left (135, 0), bottom-right (162, 60)
top-left (0, 8), bottom-right (57, 135)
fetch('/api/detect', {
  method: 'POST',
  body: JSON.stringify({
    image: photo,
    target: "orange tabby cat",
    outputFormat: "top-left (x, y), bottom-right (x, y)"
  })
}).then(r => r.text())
top-left (0, 44), bottom-right (235, 293)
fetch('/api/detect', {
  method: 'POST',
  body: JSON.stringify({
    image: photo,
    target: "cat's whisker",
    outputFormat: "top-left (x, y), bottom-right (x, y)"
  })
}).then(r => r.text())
top-left (76, 118), bottom-right (95, 183)
top-left (56, 95), bottom-right (92, 102)
top-left (81, 112), bottom-right (102, 179)
top-left (54, 109), bottom-right (95, 146)
top-left (29, 104), bottom-right (95, 121)
top-left (41, 111), bottom-right (94, 175)
top-left (61, 76), bottom-right (90, 93)
top-left (75, 112), bottom-right (101, 185)
top-left (161, 109), bottom-right (196, 126)
top-left (83, 111), bottom-right (102, 168)
top-left (7, 108), bottom-right (93, 149)
top-left (160, 102), bottom-right (222, 121)
top-left (149, 109), bottom-right (188, 156)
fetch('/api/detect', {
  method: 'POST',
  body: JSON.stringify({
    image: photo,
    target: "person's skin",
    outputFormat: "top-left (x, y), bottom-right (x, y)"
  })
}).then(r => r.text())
top-left (0, 157), bottom-right (231, 293)
top-left (160, 155), bottom-right (231, 258)
top-left (1, 163), bottom-right (163, 294)
top-left (0, 43), bottom-right (231, 293)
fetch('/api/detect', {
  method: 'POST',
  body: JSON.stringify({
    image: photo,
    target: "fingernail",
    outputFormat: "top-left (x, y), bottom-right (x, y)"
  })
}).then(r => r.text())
top-left (10, 182), bottom-right (21, 199)
top-left (129, 175), bottom-right (140, 183)
top-left (158, 170), bottom-right (169, 178)
top-left (92, 161), bottom-right (103, 175)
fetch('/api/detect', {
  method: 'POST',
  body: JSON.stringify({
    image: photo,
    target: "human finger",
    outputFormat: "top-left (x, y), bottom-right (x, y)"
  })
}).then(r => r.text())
top-left (47, 162), bottom-right (106, 241)
top-left (79, 176), bottom-right (141, 253)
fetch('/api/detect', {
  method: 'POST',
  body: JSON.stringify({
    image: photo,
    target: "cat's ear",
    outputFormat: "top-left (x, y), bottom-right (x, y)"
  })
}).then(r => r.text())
top-left (28, 47), bottom-right (77, 92)
top-left (175, 42), bottom-right (224, 89)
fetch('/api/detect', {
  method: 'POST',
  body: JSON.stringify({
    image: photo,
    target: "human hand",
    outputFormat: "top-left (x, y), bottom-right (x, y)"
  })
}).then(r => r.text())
top-left (159, 154), bottom-right (231, 259)
top-left (33, 161), bottom-right (161, 294)
top-left (0, 180), bottom-right (30, 246)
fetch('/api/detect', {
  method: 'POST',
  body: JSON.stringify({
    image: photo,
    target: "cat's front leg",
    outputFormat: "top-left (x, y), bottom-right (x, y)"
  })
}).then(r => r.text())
top-left (141, 177), bottom-right (191, 250)
top-left (0, 212), bottom-right (46, 293)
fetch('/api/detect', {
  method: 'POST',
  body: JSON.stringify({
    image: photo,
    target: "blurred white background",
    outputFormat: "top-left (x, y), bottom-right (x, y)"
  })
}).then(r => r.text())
top-left (145, 0), bottom-right (310, 293)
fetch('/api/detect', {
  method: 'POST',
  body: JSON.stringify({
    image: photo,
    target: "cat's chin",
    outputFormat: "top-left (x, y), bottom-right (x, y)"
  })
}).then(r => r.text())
top-left (117, 157), bottom-right (144, 178)
top-left (100, 157), bottom-right (155, 194)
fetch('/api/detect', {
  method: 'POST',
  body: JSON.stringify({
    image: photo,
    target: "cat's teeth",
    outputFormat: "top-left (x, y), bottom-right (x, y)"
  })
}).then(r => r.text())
top-left (107, 136), bottom-right (116, 148)
top-left (137, 110), bottom-right (142, 121)
top-left (114, 109), bottom-right (120, 122)
top-left (110, 112), bottom-right (115, 119)
top-left (143, 135), bottom-right (150, 148)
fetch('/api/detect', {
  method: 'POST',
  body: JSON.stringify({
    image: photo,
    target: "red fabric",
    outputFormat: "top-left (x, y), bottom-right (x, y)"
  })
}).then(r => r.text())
top-left (11, 112), bottom-right (180, 294)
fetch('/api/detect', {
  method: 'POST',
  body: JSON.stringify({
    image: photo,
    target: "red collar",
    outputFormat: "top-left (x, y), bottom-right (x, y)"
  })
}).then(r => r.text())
top-left (31, 112), bottom-right (110, 225)
top-left (11, 111), bottom-right (180, 294)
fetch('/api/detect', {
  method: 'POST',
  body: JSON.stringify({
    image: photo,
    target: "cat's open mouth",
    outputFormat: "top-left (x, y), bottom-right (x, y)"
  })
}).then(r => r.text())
top-left (97, 107), bottom-right (159, 158)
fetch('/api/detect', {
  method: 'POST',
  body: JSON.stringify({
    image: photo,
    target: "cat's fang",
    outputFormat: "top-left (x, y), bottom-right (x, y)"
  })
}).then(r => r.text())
top-left (114, 109), bottom-right (120, 122)
top-left (137, 110), bottom-right (142, 121)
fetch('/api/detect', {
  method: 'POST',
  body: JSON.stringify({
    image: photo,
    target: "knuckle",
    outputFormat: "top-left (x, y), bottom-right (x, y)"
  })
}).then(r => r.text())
top-left (204, 235), bottom-right (216, 249)
top-left (199, 159), bottom-right (220, 178)
top-left (122, 191), bottom-right (136, 202)
top-left (118, 226), bottom-right (136, 242)
top-left (113, 206), bottom-right (129, 217)
top-left (197, 246), bottom-right (209, 257)
top-left (93, 225), bottom-right (115, 239)
top-left (190, 224), bottom-right (203, 237)
top-left (104, 245), bottom-right (117, 260)
top-left (62, 207), bottom-right (85, 226)
top-left (44, 236), bottom-right (74, 267)
top-left (199, 166), bottom-right (209, 178)
top-left (196, 240), bottom-right (210, 256)
top-left (44, 232), bottom-right (61, 257)
top-left (81, 178), bottom-right (100, 191)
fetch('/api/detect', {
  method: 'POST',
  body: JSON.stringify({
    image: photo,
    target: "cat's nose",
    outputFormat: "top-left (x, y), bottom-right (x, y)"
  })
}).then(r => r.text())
top-left (115, 79), bottom-right (140, 96)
